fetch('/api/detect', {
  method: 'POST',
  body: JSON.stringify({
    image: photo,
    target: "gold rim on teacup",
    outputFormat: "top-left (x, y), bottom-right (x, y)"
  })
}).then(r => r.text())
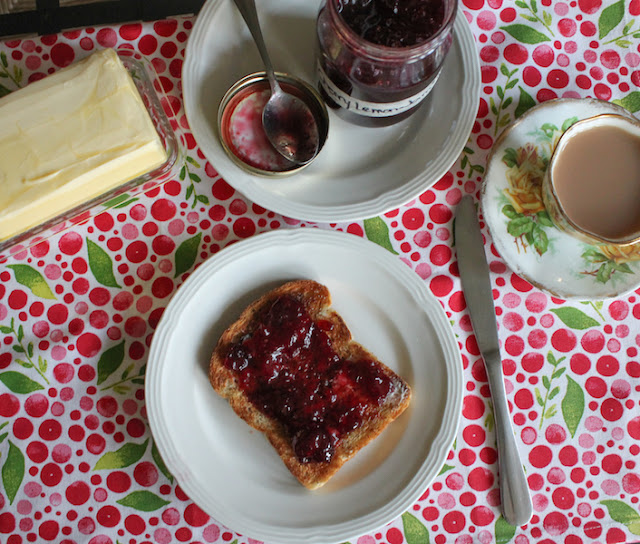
top-left (541, 112), bottom-right (640, 248)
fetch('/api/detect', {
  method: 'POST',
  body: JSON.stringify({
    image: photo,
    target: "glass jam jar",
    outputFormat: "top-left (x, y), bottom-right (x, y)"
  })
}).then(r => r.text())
top-left (316, 0), bottom-right (457, 126)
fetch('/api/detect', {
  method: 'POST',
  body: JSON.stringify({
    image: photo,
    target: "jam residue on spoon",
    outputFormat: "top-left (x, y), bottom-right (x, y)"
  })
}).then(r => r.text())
top-left (223, 294), bottom-right (393, 464)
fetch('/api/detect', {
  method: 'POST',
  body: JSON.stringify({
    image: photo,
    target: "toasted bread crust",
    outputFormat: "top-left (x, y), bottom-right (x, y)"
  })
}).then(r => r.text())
top-left (209, 280), bottom-right (411, 489)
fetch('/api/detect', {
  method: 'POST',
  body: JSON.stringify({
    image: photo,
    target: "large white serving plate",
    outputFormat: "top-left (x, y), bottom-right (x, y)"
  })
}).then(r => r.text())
top-left (146, 228), bottom-right (463, 544)
top-left (182, 0), bottom-right (480, 222)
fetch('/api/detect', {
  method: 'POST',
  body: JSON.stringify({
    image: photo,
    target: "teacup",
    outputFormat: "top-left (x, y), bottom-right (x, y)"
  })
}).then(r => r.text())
top-left (542, 113), bottom-right (640, 247)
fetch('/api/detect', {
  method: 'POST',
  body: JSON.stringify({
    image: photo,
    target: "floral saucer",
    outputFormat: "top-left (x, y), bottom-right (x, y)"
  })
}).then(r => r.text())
top-left (481, 98), bottom-right (640, 300)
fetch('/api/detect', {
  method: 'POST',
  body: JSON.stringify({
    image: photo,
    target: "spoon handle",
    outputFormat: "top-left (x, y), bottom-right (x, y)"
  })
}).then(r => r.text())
top-left (232, 0), bottom-right (279, 90)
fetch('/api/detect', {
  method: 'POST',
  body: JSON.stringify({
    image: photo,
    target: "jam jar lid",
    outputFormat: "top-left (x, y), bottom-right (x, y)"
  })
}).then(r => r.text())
top-left (217, 72), bottom-right (329, 178)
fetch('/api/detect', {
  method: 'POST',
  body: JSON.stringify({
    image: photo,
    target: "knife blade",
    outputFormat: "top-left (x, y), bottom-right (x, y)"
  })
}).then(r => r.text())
top-left (455, 195), bottom-right (533, 527)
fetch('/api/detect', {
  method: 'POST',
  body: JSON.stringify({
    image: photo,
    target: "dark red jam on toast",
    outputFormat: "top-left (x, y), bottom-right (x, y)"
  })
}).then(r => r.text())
top-left (222, 294), bottom-right (392, 464)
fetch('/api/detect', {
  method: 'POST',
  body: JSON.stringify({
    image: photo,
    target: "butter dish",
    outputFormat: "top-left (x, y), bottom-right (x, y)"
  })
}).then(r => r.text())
top-left (0, 48), bottom-right (178, 256)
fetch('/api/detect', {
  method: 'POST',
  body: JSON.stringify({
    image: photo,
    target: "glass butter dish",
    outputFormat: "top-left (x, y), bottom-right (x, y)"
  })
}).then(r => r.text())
top-left (0, 48), bottom-right (179, 257)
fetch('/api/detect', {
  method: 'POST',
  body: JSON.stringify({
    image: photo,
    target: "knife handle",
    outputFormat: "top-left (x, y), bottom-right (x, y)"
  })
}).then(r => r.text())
top-left (485, 354), bottom-right (533, 527)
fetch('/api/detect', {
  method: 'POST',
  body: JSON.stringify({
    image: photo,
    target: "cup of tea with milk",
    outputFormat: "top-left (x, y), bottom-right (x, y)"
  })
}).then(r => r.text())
top-left (541, 113), bottom-right (640, 248)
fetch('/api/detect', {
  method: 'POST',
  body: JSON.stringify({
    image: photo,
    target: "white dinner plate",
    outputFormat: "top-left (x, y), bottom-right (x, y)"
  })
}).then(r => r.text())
top-left (182, 0), bottom-right (480, 222)
top-left (146, 228), bottom-right (463, 544)
top-left (481, 98), bottom-right (640, 300)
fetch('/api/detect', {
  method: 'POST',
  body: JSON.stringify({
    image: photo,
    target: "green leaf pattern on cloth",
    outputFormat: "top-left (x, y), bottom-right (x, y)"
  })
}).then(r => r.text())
top-left (0, 318), bottom-right (50, 385)
top-left (601, 500), bottom-right (640, 535)
top-left (174, 233), bottom-right (202, 277)
top-left (402, 512), bottom-right (430, 544)
top-left (438, 463), bottom-right (455, 476)
top-left (94, 440), bottom-right (149, 470)
top-left (561, 376), bottom-right (585, 438)
top-left (2, 441), bottom-right (25, 504)
top-left (535, 352), bottom-right (567, 429)
top-left (515, 87), bottom-right (536, 118)
top-left (151, 441), bottom-right (174, 484)
top-left (550, 308), bottom-right (600, 330)
top-left (103, 193), bottom-right (139, 209)
top-left (117, 490), bottom-right (171, 512)
top-left (96, 341), bottom-right (126, 386)
top-left (87, 238), bottom-right (121, 288)
top-left (495, 515), bottom-right (517, 542)
top-left (0, 371), bottom-right (45, 394)
top-left (6, 265), bottom-right (56, 299)
top-left (364, 217), bottom-right (398, 254)
top-left (500, 24), bottom-right (550, 44)
top-left (598, 0), bottom-right (625, 39)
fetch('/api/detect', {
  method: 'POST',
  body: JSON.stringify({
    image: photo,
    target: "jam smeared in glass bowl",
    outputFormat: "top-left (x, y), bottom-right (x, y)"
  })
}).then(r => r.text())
top-left (226, 87), bottom-right (297, 173)
top-left (217, 72), bottom-right (329, 177)
top-left (316, 0), bottom-right (457, 126)
top-left (222, 294), bottom-right (392, 464)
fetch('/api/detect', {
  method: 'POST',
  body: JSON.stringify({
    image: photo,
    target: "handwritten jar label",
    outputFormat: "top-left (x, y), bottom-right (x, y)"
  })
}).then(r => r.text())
top-left (317, 62), bottom-right (441, 118)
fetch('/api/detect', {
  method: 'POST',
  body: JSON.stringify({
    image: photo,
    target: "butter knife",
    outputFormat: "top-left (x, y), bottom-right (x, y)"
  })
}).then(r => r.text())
top-left (454, 195), bottom-right (533, 527)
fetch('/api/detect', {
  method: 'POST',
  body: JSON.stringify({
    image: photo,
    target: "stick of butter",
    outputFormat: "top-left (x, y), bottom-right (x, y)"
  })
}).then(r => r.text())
top-left (0, 48), bottom-right (168, 241)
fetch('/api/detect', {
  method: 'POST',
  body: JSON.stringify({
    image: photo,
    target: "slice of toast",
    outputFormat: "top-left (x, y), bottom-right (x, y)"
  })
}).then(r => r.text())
top-left (209, 279), bottom-right (411, 489)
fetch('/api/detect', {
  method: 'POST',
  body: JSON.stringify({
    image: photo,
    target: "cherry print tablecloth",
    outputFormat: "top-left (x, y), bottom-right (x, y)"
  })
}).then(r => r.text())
top-left (2, 2), bottom-right (640, 544)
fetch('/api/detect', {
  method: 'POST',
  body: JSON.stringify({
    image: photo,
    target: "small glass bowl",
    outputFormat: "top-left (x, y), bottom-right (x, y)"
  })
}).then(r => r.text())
top-left (0, 49), bottom-right (179, 258)
top-left (217, 71), bottom-right (329, 178)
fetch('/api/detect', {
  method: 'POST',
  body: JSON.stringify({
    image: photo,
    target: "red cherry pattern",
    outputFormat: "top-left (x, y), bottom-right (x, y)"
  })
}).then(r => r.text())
top-left (1, 5), bottom-right (640, 544)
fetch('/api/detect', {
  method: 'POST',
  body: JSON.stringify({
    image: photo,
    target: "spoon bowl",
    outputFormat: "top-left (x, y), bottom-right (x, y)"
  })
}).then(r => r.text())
top-left (232, 0), bottom-right (321, 165)
top-left (263, 91), bottom-right (319, 165)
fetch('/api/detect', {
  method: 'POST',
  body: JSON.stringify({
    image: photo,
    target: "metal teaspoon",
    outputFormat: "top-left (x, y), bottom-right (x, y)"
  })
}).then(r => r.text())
top-left (232, 0), bottom-right (320, 165)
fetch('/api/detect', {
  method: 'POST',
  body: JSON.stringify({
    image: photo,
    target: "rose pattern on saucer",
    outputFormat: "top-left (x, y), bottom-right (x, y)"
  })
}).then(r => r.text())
top-left (500, 123), bottom-right (567, 256)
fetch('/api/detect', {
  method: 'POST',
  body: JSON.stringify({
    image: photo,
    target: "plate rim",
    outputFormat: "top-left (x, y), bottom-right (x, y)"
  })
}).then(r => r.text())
top-left (182, 0), bottom-right (480, 222)
top-left (146, 228), bottom-right (463, 544)
top-left (481, 97), bottom-right (640, 300)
